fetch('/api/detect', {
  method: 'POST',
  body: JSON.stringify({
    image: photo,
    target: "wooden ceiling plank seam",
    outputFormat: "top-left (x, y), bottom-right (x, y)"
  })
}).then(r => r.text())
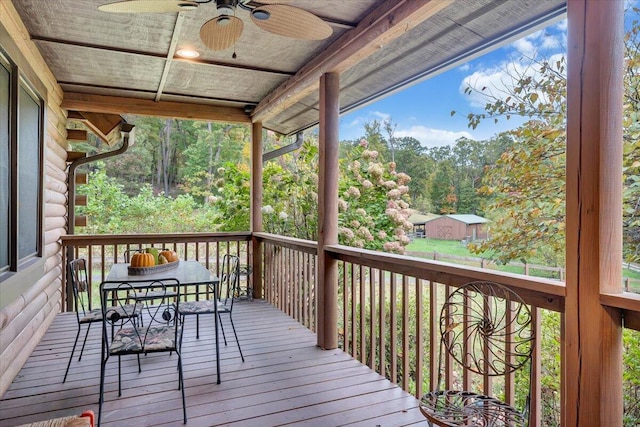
top-left (251, 0), bottom-right (453, 123)
top-left (31, 35), bottom-right (168, 59)
top-left (30, 35), bottom-right (294, 76)
top-left (156, 12), bottom-right (187, 101)
top-left (61, 92), bottom-right (251, 123)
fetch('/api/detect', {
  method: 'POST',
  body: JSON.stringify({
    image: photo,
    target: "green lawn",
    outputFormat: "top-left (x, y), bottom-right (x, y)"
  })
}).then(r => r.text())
top-left (406, 238), bottom-right (489, 257)
top-left (406, 237), bottom-right (640, 284)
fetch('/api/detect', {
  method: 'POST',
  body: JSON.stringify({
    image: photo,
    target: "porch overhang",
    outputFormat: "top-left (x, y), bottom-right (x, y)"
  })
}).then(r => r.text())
top-left (10, 0), bottom-right (566, 134)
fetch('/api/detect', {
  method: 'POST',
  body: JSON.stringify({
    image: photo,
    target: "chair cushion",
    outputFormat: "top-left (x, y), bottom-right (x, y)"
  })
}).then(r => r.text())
top-left (79, 303), bottom-right (140, 324)
top-left (179, 300), bottom-right (217, 315)
top-left (419, 390), bottom-right (526, 426)
top-left (109, 325), bottom-right (176, 354)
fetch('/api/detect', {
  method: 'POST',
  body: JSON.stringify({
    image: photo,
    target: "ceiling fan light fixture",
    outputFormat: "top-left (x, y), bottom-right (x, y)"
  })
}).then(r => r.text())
top-left (251, 9), bottom-right (270, 21)
top-left (217, 16), bottom-right (231, 26)
top-left (176, 48), bottom-right (200, 58)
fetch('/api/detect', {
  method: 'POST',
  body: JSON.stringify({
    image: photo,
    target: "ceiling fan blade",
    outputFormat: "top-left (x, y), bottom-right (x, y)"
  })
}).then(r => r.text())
top-left (200, 16), bottom-right (244, 51)
top-left (250, 5), bottom-right (332, 40)
top-left (98, 0), bottom-right (198, 13)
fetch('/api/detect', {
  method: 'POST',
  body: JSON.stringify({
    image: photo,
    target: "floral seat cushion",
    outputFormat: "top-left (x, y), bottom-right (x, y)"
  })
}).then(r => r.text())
top-left (109, 325), bottom-right (177, 354)
top-left (178, 300), bottom-right (217, 315)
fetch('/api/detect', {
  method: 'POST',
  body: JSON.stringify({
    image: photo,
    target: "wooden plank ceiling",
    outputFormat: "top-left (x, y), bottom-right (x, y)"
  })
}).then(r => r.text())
top-left (10, 0), bottom-right (566, 136)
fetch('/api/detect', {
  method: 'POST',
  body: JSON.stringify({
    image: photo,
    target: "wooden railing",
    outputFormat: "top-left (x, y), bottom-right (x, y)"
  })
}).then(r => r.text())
top-left (260, 234), bottom-right (318, 332)
top-left (255, 233), bottom-right (568, 425)
top-left (60, 232), bottom-right (252, 311)
top-left (61, 231), bottom-right (640, 426)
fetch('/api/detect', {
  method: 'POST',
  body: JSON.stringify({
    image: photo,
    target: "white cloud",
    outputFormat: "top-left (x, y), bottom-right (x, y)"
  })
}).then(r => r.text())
top-left (396, 125), bottom-right (473, 148)
top-left (458, 63), bottom-right (470, 72)
top-left (371, 111), bottom-right (391, 121)
top-left (509, 28), bottom-right (564, 58)
top-left (460, 29), bottom-right (567, 109)
top-left (512, 37), bottom-right (536, 57)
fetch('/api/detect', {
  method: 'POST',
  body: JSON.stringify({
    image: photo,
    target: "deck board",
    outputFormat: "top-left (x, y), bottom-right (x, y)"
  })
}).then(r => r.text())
top-left (0, 300), bottom-right (424, 426)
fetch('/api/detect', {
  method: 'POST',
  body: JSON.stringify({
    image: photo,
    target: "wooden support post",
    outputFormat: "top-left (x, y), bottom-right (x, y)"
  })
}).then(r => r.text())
top-left (317, 72), bottom-right (340, 349)
top-left (251, 121), bottom-right (264, 299)
top-left (565, 1), bottom-right (624, 425)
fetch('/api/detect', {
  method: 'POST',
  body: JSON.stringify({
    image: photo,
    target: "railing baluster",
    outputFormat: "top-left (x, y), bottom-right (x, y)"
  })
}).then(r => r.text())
top-left (350, 263), bottom-right (356, 357)
top-left (429, 280), bottom-right (438, 392)
top-left (416, 277), bottom-right (424, 398)
top-left (390, 272), bottom-right (397, 384)
top-left (379, 268), bottom-right (386, 378)
top-left (531, 307), bottom-right (541, 426)
top-left (360, 264), bottom-right (366, 364)
top-left (505, 297), bottom-right (515, 405)
top-left (369, 266), bottom-right (375, 371)
top-left (402, 274), bottom-right (409, 391)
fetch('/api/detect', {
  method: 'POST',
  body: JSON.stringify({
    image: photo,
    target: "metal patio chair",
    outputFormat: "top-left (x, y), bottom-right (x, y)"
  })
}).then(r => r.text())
top-left (63, 258), bottom-right (140, 383)
top-left (178, 254), bottom-right (244, 362)
top-left (419, 281), bottom-right (535, 427)
top-left (98, 278), bottom-right (186, 426)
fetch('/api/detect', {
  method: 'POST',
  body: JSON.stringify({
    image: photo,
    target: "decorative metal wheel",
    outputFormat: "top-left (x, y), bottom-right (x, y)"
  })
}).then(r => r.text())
top-left (420, 390), bottom-right (527, 427)
top-left (440, 281), bottom-right (534, 377)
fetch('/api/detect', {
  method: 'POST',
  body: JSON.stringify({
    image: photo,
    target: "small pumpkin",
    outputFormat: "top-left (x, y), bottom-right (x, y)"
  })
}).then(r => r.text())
top-left (130, 252), bottom-right (155, 267)
top-left (160, 250), bottom-right (178, 263)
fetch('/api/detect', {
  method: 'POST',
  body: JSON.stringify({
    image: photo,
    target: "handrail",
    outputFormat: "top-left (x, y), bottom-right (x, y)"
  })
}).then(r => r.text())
top-left (325, 244), bottom-right (566, 312)
top-left (62, 232), bottom-right (252, 245)
top-left (60, 232), bottom-right (253, 312)
top-left (253, 232), bottom-right (318, 254)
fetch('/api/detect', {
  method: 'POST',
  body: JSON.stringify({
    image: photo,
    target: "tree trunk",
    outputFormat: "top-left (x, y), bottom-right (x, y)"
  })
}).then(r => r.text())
top-left (160, 119), bottom-right (173, 195)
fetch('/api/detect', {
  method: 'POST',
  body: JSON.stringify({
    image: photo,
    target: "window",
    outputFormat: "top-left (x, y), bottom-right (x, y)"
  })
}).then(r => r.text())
top-left (0, 59), bottom-right (9, 271)
top-left (0, 50), bottom-right (44, 279)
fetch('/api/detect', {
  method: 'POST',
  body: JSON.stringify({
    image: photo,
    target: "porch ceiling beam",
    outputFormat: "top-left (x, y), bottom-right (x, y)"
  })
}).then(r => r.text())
top-left (155, 12), bottom-right (186, 102)
top-left (61, 92), bottom-right (251, 123)
top-left (251, 0), bottom-right (453, 123)
top-left (30, 35), bottom-right (294, 76)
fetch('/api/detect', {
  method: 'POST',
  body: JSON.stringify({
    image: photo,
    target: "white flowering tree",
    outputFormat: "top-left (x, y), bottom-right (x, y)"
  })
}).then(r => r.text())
top-left (211, 136), bottom-right (413, 254)
top-left (338, 139), bottom-right (413, 254)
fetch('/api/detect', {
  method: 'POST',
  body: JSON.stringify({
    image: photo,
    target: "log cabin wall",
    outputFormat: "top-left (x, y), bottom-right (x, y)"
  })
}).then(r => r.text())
top-left (0, 2), bottom-right (68, 397)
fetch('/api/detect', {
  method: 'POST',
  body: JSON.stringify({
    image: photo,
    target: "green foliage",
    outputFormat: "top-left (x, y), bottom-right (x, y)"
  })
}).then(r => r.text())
top-left (77, 166), bottom-right (129, 234)
top-left (79, 167), bottom-right (217, 233)
top-left (624, 328), bottom-right (640, 425)
top-left (363, 120), bottom-right (390, 161)
top-left (462, 51), bottom-right (567, 266)
top-left (261, 139), bottom-right (320, 239)
top-left (210, 163), bottom-right (251, 231)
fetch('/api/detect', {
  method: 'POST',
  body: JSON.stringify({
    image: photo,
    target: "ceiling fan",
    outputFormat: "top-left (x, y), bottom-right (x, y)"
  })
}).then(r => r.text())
top-left (98, 0), bottom-right (333, 51)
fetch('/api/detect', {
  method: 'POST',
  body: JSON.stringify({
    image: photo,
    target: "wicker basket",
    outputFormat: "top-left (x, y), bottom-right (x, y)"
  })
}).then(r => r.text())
top-left (127, 260), bottom-right (179, 275)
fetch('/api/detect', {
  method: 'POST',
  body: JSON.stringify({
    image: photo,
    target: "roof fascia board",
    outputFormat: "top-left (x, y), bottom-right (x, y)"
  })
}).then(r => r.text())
top-left (251, 0), bottom-right (453, 123)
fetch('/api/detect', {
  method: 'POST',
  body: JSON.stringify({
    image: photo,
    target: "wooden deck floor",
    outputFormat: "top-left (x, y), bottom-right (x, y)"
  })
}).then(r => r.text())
top-left (0, 300), bottom-right (425, 426)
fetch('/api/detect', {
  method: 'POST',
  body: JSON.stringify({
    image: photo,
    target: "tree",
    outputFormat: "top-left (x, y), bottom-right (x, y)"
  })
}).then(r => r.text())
top-left (363, 120), bottom-right (390, 161)
top-left (393, 136), bottom-right (433, 209)
top-left (460, 49), bottom-right (567, 265)
top-left (430, 160), bottom-right (457, 214)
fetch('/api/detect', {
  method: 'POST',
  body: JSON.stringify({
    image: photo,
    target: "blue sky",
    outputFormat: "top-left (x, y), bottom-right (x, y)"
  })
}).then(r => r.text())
top-left (338, 17), bottom-right (569, 148)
